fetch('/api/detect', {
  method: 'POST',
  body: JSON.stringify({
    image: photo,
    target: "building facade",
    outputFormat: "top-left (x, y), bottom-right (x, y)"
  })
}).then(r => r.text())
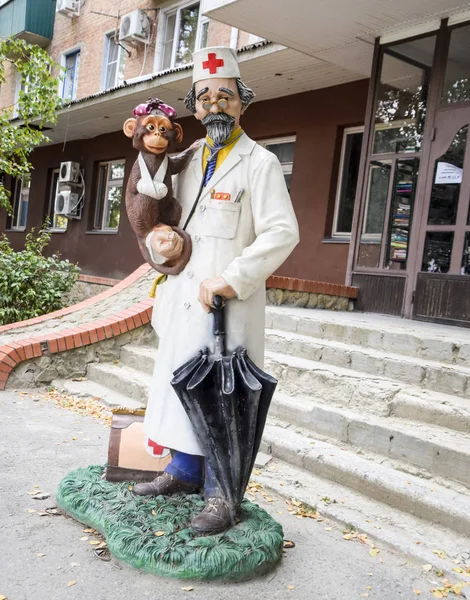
top-left (2, 0), bottom-right (470, 325)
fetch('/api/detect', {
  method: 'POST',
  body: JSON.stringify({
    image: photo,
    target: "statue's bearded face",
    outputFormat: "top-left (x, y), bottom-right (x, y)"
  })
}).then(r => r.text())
top-left (194, 78), bottom-right (244, 144)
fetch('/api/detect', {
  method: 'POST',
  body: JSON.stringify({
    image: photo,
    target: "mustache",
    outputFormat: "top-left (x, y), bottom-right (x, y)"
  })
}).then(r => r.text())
top-left (202, 113), bottom-right (235, 126)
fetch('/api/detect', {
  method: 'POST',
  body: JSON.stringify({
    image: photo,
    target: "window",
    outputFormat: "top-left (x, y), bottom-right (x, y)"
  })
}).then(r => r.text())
top-left (160, 2), bottom-right (208, 71)
top-left (102, 34), bottom-right (126, 91)
top-left (7, 176), bottom-right (30, 230)
top-left (61, 49), bottom-right (80, 101)
top-left (46, 169), bottom-right (68, 231)
top-left (93, 160), bottom-right (125, 231)
top-left (333, 127), bottom-right (364, 237)
top-left (259, 136), bottom-right (296, 192)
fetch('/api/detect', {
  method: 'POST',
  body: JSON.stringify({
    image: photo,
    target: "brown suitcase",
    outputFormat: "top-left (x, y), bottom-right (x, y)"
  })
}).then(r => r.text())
top-left (105, 407), bottom-right (172, 482)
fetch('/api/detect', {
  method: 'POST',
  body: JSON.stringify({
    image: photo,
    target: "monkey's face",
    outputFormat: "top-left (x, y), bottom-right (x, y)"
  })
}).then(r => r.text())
top-left (123, 114), bottom-right (183, 154)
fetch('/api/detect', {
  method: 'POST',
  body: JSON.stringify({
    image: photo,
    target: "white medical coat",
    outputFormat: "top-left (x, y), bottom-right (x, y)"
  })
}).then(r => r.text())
top-left (143, 133), bottom-right (299, 455)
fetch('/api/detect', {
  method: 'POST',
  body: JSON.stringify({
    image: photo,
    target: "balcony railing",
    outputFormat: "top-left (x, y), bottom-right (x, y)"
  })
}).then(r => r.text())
top-left (0, 0), bottom-right (56, 47)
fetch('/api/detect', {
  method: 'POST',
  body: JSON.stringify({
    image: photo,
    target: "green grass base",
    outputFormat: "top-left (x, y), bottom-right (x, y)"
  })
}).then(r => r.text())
top-left (56, 465), bottom-right (283, 581)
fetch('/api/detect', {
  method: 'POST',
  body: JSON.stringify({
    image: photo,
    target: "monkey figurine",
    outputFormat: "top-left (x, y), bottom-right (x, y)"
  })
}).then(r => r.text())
top-left (123, 98), bottom-right (198, 276)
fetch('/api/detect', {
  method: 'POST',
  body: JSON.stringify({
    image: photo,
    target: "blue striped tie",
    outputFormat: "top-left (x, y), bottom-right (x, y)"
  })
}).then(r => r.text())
top-left (202, 143), bottom-right (222, 187)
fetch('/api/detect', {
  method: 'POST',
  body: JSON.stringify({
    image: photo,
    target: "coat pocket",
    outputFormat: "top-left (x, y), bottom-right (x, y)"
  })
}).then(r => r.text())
top-left (202, 200), bottom-right (242, 239)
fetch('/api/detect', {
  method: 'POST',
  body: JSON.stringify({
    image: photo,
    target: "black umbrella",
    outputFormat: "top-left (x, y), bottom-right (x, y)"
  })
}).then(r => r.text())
top-left (170, 296), bottom-right (277, 522)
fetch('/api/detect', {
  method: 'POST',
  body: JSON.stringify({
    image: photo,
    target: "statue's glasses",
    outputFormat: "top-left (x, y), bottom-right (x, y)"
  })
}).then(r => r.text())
top-left (201, 98), bottom-right (229, 112)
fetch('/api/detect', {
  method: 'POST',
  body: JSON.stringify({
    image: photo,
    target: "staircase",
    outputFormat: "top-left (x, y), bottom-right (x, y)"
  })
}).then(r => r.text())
top-left (54, 306), bottom-right (470, 573)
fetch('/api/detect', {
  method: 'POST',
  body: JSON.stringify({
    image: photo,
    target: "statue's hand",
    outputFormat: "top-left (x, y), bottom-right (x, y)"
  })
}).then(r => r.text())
top-left (198, 277), bottom-right (237, 313)
top-left (151, 224), bottom-right (184, 260)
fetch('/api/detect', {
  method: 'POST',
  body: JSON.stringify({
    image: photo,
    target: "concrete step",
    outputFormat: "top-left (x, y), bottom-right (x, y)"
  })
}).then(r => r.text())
top-left (266, 305), bottom-right (470, 367)
top-left (252, 453), bottom-right (470, 580)
top-left (266, 328), bottom-right (470, 400)
top-left (86, 361), bottom-right (152, 404)
top-left (269, 393), bottom-right (470, 489)
top-left (265, 350), bottom-right (470, 430)
top-left (262, 420), bottom-right (470, 537)
top-left (51, 378), bottom-right (145, 410)
top-left (120, 344), bottom-right (158, 376)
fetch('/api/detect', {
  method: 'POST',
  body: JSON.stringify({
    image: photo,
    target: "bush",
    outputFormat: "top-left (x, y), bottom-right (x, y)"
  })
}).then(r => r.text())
top-left (0, 222), bottom-right (80, 325)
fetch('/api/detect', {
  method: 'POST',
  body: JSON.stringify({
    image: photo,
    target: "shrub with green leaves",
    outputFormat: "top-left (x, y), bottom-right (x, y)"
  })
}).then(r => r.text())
top-left (0, 222), bottom-right (80, 325)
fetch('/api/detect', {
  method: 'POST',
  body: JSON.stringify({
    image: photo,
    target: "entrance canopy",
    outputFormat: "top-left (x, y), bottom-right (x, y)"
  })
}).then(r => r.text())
top-left (203, 0), bottom-right (470, 82)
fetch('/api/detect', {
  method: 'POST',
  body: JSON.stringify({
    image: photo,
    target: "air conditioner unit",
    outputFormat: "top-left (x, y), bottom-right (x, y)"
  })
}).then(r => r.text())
top-left (56, 0), bottom-right (79, 17)
top-left (55, 190), bottom-right (80, 217)
top-left (59, 161), bottom-right (81, 184)
top-left (119, 10), bottom-right (150, 43)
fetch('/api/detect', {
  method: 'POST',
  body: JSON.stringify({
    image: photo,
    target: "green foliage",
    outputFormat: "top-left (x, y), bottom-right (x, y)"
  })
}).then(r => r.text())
top-left (0, 221), bottom-right (80, 325)
top-left (57, 465), bottom-right (283, 581)
top-left (0, 38), bottom-right (62, 212)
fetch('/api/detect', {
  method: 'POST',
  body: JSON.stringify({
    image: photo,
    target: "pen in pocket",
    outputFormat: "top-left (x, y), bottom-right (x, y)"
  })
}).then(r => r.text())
top-left (234, 188), bottom-right (244, 203)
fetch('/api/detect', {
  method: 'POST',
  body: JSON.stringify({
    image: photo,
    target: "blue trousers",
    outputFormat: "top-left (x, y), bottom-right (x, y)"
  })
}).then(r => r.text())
top-left (165, 451), bottom-right (217, 496)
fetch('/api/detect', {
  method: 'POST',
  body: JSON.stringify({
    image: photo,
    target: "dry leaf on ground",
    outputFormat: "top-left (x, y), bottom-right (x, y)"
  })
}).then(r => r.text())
top-left (422, 564), bottom-right (433, 572)
top-left (287, 585), bottom-right (296, 590)
top-left (155, 531), bottom-right (165, 537)
top-left (66, 581), bottom-right (76, 587)
top-left (413, 591), bottom-right (422, 596)
top-left (181, 587), bottom-right (193, 592)
top-left (0, 595), bottom-right (7, 600)
top-left (35, 553), bottom-right (46, 557)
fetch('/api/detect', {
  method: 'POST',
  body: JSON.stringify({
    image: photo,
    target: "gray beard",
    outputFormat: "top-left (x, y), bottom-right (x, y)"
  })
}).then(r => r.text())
top-left (202, 114), bottom-right (236, 144)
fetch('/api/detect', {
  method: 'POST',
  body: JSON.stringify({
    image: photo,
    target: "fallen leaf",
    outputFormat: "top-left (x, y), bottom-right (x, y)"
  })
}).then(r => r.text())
top-left (452, 567), bottom-right (464, 573)
top-left (151, 509), bottom-right (156, 516)
top-left (433, 549), bottom-right (447, 559)
top-left (253, 469), bottom-right (261, 475)
top-left (366, 587), bottom-right (372, 590)
top-left (82, 528), bottom-right (94, 533)
top-left (422, 564), bottom-right (433, 572)
top-left (89, 540), bottom-right (101, 545)
top-left (287, 585), bottom-right (295, 590)
top-left (70, 562), bottom-right (80, 567)
top-left (80, 536), bottom-right (89, 541)
top-left (154, 531), bottom-right (165, 537)
top-left (361, 594), bottom-right (369, 598)
top-left (283, 540), bottom-right (295, 549)
top-left (181, 587), bottom-right (193, 592)
top-left (413, 591), bottom-right (422, 595)
top-left (324, 527), bottom-right (332, 531)
top-left (67, 581), bottom-right (76, 587)
top-left (0, 595), bottom-right (7, 600)
top-left (369, 547), bottom-right (380, 557)
top-left (32, 493), bottom-right (50, 500)
top-left (343, 534), bottom-right (352, 540)
top-left (127, 485), bottom-right (133, 491)
top-left (25, 509), bottom-right (36, 513)
top-left (35, 552), bottom-right (46, 557)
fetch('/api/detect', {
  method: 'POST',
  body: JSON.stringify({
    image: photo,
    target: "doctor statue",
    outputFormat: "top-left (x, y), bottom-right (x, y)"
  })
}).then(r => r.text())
top-left (132, 46), bottom-right (299, 536)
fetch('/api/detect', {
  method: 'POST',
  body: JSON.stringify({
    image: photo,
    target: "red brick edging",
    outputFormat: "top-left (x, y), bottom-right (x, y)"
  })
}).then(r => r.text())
top-left (266, 276), bottom-right (357, 299)
top-left (0, 266), bottom-right (357, 390)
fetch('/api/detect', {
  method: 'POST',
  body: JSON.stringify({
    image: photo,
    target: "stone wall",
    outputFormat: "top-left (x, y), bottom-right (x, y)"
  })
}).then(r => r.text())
top-left (266, 288), bottom-right (354, 311)
top-left (6, 324), bottom-right (156, 390)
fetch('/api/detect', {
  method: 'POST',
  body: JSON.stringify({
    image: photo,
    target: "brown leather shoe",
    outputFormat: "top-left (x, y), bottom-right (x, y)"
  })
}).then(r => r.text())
top-left (191, 497), bottom-right (233, 536)
top-left (132, 472), bottom-right (199, 496)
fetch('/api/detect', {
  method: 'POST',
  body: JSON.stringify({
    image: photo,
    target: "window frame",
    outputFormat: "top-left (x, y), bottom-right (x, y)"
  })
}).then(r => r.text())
top-left (155, 0), bottom-right (208, 72)
top-left (7, 175), bottom-right (30, 231)
top-left (332, 125), bottom-right (365, 239)
top-left (92, 159), bottom-right (125, 233)
top-left (258, 135), bottom-right (296, 192)
top-left (60, 47), bottom-right (81, 101)
top-left (101, 32), bottom-right (126, 91)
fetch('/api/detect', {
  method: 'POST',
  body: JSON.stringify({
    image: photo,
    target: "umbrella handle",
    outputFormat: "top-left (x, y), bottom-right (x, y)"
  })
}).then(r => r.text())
top-left (212, 295), bottom-right (225, 357)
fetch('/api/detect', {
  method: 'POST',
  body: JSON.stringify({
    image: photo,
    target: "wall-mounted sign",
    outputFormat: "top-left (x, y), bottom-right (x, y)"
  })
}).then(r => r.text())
top-left (435, 161), bottom-right (463, 184)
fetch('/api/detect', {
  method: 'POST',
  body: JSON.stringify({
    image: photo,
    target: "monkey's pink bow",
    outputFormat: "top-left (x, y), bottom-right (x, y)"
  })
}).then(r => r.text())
top-left (133, 98), bottom-right (177, 119)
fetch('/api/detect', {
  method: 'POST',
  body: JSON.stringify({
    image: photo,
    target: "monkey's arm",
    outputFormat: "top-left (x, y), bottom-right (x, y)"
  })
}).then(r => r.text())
top-left (169, 139), bottom-right (201, 174)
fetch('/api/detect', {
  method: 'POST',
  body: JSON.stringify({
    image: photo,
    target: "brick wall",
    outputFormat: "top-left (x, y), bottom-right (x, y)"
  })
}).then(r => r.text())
top-left (0, 0), bottom-right (260, 111)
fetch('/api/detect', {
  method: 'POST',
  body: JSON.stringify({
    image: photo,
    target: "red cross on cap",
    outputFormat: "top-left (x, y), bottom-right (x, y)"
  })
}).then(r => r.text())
top-left (202, 52), bottom-right (225, 74)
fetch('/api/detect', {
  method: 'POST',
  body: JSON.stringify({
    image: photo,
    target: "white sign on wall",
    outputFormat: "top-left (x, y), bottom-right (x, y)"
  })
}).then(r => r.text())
top-left (435, 162), bottom-right (463, 184)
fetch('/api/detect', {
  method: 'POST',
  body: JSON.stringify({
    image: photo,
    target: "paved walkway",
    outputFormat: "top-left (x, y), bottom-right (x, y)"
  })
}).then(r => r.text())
top-left (1, 387), bottom-right (460, 600)
top-left (0, 269), bottom-right (155, 348)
